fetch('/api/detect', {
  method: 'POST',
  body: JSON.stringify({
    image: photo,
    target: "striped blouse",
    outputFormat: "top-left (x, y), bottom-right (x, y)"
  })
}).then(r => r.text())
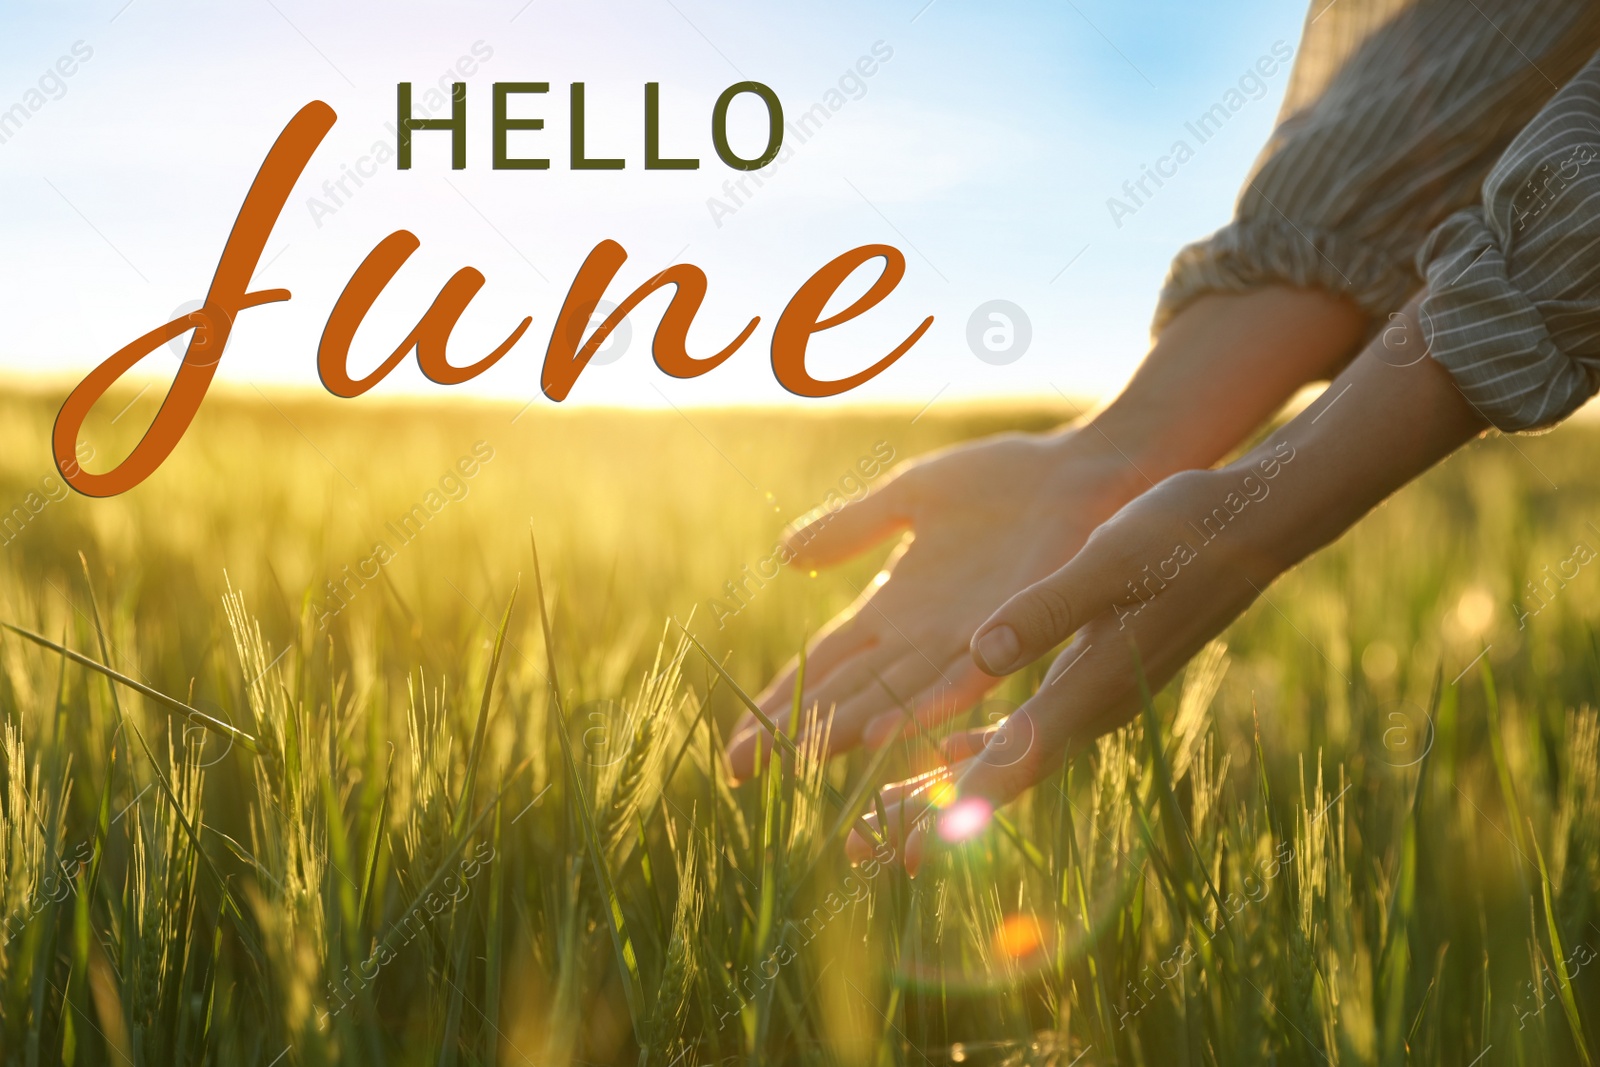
top-left (1156, 0), bottom-right (1600, 430)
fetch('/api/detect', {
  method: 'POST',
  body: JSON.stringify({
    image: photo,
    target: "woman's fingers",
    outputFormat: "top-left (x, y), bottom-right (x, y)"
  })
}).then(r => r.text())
top-left (970, 532), bottom-right (1133, 676)
top-left (857, 657), bottom-right (995, 750)
top-left (946, 632), bottom-right (1129, 812)
top-left (939, 726), bottom-right (997, 764)
top-left (875, 765), bottom-right (955, 808)
top-left (844, 799), bottom-right (918, 865)
top-left (727, 616), bottom-right (888, 779)
top-left (844, 634), bottom-right (1123, 875)
top-left (959, 584), bottom-right (1243, 810)
top-left (956, 543), bottom-right (1270, 817)
top-left (729, 648), bottom-right (924, 781)
top-left (807, 651), bottom-right (948, 751)
top-left (845, 762), bottom-right (972, 875)
top-left (782, 474), bottom-right (913, 569)
top-left (754, 614), bottom-right (880, 717)
top-left (847, 512), bottom-right (1274, 872)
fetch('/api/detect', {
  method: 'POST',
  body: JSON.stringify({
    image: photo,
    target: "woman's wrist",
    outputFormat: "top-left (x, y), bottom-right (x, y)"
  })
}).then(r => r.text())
top-left (1085, 288), bottom-right (1367, 469)
top-left (1039, 424), bottom-right (1156, 516)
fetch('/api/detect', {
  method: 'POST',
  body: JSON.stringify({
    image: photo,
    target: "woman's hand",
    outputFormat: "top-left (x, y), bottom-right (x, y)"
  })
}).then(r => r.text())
top-left (844, 461), bottom-right (1288, 873)
top-left (848, 304), bottom-right (1486, 873)
top-left (724, 429), bottom-right (1144, 780)
top-left (724, 288), bottom-right (1372, 781)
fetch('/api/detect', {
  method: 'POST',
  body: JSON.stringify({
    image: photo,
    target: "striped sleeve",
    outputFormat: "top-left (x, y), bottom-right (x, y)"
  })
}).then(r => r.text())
top-left (1153, 0), bottom-right (1600, 336)
top-left (1419, 52), bottom-right (1600, 431)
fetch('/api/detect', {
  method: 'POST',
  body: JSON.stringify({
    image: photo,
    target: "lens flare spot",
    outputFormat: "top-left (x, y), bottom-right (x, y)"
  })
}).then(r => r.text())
top-left (994, 914), bottom-right (1044, 959)
top-left (938, 797), bottom-right (992, 843)
top-left (926, 780), bottom-right (958, 809)
top-left (1454, 586), bottom-right (1495, 637)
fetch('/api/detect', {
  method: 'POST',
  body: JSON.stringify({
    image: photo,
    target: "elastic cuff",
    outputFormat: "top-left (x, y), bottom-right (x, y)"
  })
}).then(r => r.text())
top-left (1418, 208), bottom-right (1596, 432)
top-left (1152, 215), bottom-right (1420, 336)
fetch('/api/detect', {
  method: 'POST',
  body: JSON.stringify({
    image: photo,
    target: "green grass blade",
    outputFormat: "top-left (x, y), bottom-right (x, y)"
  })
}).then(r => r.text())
top-left (454, 584), bottom-right (517, 838)
top-left (532, 531), bottom-right (648, 1042)
top-left (1, 622), bottom-right (259, 755)
top-left (1531, 821), bottom-right (1593, 1066)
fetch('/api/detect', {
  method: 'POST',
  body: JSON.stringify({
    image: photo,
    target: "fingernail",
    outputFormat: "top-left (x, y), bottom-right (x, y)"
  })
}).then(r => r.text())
top-left (905, 828), bottom-right (924, 879)
top-left (973, 624), bottom-right (1020, 674)
top-left (725, 728), bottom-right (757, 783)
top-left (845, 829), bottom-right (871, 865)
top-left (863, 713), bottom-right (899, 749)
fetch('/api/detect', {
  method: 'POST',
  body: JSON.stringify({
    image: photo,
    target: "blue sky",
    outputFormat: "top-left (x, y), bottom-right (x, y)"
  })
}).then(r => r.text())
top-left (0, 0), bottom-right (1312, 409)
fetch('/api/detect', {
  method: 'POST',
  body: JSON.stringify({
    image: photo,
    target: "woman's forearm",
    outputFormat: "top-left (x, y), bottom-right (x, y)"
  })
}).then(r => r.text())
top-left (1236, 298), bottom-right (1487, 569)
top-left (1066, 287), bottom-right (1369, 486)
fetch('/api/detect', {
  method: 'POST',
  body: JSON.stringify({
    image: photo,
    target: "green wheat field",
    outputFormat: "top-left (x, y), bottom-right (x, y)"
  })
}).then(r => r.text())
top-left (1, 383), bottom-right (1599, 1065)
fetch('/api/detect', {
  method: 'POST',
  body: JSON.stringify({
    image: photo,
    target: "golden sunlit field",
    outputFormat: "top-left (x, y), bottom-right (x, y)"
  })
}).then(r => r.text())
top-left (2, 384), bottom-right (1600, 1065)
